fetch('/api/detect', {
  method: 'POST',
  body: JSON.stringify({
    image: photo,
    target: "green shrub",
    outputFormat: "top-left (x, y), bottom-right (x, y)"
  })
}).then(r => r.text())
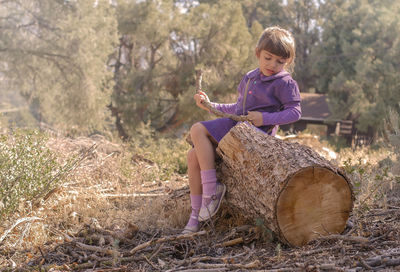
top-left (0, 130), bottom-right (72, 220)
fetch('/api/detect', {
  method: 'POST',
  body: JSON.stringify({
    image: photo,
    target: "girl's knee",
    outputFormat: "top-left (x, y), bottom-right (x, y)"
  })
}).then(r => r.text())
top-left (190, 122), bottom-right (206, 138)
top-left (187, 148), bottom-right (199, 168)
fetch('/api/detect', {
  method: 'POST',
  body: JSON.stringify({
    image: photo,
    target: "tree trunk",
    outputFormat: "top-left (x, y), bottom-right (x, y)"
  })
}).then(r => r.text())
top-left (216, 122), bottom-right (354, 247)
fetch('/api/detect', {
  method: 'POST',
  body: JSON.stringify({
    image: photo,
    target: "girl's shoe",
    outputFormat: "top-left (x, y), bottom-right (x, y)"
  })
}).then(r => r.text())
top-left (198, 182), bottom-right (226, 222)
top-left (181, 215), bottom-right (200, 234)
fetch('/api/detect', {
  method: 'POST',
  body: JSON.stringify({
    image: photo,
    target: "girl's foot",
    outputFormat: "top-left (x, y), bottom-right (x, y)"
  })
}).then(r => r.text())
top-left (198, 182), bottom-right (226, 222)
top-left (182, 208), bottom-right (201, 234)
top-left (182, 218), bottom-right (200, 234)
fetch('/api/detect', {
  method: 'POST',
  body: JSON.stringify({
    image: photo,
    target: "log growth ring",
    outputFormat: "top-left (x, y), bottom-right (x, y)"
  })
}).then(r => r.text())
top-left (276, 166), bottom-right (352, 246)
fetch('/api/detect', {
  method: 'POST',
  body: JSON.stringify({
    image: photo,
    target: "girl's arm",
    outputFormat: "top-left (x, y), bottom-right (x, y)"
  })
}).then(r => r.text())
top-left (210, 76), bottom-right (248, 115)
top-left (262, 101), bottom-right (301, 125)
top-left (262, 79), bottom-right (301, 126)
top-left (210, 102), bottom-right (237, 114)
top-left (195, 91), bottom-right (238, 114)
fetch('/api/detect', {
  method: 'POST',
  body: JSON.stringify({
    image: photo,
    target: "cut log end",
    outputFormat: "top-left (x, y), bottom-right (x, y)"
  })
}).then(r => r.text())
top-left (215, 123), bottom-right (353, 247)
top-left (276, 167), bottom-right (352, 246)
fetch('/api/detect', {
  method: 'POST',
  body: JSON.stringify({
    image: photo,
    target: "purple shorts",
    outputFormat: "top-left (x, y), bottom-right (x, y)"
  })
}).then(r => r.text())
top-left (200, 118), bottom-right (276, 143)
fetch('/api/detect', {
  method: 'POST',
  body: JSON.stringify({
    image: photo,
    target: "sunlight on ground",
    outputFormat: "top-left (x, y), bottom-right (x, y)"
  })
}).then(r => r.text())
top-left (0, 132), bottom-right (398, 269)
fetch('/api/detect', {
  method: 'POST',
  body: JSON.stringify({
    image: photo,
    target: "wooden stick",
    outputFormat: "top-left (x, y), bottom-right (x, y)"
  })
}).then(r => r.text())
top-left (100, 193), bottom-right (167, 198)
top-left (130, 230), bottom-right (207, 254)
top-left (173, 252), bottom-right (248, 269)
top-left (316, 234), bottom-right (369, 244)
top-left (215, 237), bottom-right (244, 247)
top-left (175, 269), bottom-right (228, 272)
top-left (252, 269), bottom-right (302, 272)
top-left (194, 260), bottom-right (261, 269)
top-left (202, 101), bottom-right (250, 122)
top-left (0, 216), bottom-right (43, 243)
top-left (358, 256), bottom-right (376, 270)
top-left (75, 241), bottom-right (115, 255)
top-left (195, 69), bottom-right (250, 123)
top-left (301, 245), bottom-right (342, 256)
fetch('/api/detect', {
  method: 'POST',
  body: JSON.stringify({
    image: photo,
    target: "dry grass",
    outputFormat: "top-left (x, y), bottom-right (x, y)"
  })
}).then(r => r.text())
top-left (0, 132), bottom-right (399, 270)
top-left (0, 134), bottom-right (191, 267)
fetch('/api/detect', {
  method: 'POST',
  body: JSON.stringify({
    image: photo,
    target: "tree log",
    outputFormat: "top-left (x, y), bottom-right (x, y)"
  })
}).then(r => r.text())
top-left (216, 122), bottom-right (354, 247)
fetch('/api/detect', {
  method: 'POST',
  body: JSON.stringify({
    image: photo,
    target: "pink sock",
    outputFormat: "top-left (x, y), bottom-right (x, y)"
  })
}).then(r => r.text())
top-left (186, 194), bottom-right (202, 227)
top-left (201, 169), bottom-right (217, 204)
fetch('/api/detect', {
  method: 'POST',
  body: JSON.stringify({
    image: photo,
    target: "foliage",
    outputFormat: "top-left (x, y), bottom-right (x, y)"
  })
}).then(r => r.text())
top-left (341, 152), bottom-right (397, 212)
top-left (0, 0), bottom-right (399, 140)
top-left (284, 0), bottom-right (321, 92)
top-left (313, 0), bottom-right (400, 133)
top-left (0, 130), bottom-right (72, 220)
top-left (113, 0), bottom-right (253, 134)
top-left (0, 0), bottom-right (119, 133)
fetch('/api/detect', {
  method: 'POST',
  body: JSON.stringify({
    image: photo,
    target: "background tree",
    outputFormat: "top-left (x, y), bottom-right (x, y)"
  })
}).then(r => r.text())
top-left (313, 0), bottom-right (400, 136)
top-left (0, 0), bottom-right (118, 133)
top-left (172, 0), bottom-right (253, 125)
top-left (240, 0), bottom-right (321, 92)
top-left (1, 0), bottom-right (399, 141)
top-left (283, 0), bottom-right (321, 92)
top-left (212, 0), bottom-right (322, 93)
top-left (113, 0), bottom-right (179, 135)
top-left (113, 0), bottom-right (253, 136)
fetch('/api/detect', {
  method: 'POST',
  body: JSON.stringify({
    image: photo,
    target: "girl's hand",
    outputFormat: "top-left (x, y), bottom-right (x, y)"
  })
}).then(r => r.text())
top-left (194, 91), bottom-right (211, 112)
top-left (247, 111), bottom-right (263, 127)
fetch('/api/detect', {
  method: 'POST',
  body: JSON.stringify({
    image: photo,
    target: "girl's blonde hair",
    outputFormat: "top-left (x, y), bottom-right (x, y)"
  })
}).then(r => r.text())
top-left (256, 26), bottom-right (296, 73)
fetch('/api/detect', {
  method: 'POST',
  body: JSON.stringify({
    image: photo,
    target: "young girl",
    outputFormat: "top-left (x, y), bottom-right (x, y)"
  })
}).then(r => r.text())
top-left (183, 26), bottom-right (301, 233)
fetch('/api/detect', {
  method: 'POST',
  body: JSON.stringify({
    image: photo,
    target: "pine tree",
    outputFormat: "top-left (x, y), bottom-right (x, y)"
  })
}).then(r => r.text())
top-left (313, 0), bottom-right (400, 135)
top-left (113, 0), bottom-right (252, 134)
top-left (0, 0), bottom-right (119, 133)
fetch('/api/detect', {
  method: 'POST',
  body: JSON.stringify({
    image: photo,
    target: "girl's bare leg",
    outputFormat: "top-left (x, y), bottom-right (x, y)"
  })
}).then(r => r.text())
top-left (189, 122), bottom-right (225, 221)
top-left (182, 123), bottom-right (218, 233)
top-left (187, 148), bottom-right (202, 195)
top-left (183, 148), bottom-right (203, 233)
top-left (189, 123), bottom-right (217, 170)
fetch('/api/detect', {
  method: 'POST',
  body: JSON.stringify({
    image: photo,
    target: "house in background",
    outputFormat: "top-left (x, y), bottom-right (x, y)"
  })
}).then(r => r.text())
top-left (280, 93), bottom-right (369, 146)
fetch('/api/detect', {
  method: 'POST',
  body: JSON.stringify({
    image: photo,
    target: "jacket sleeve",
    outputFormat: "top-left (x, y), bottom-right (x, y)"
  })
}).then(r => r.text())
top-left (262, 79), bottom-right (301, 126)
top-left (209, 75), bottom-right (248, 115)
top-left (210, 102), bottom-right (237, 114)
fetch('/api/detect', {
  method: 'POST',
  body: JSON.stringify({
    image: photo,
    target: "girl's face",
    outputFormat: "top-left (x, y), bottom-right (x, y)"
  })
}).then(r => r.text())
top-left (256, 49), bottom-right (288, 76)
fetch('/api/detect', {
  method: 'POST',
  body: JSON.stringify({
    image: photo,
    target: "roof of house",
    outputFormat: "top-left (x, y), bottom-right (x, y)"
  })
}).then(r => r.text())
top-left (299, 93), bottom-right (331, 121)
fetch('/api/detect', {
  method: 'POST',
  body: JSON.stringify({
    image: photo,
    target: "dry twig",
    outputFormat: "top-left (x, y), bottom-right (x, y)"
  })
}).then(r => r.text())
top-left (130, 231), bottom-right (207, 255)
top-left (0, 216), bottom-right (43, 244)
top-left (316, 234), bottom-right (369, 244)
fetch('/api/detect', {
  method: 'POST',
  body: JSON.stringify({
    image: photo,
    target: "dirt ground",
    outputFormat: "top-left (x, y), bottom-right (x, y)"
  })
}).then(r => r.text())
top-left (0, 134), bottom-right (399, 271)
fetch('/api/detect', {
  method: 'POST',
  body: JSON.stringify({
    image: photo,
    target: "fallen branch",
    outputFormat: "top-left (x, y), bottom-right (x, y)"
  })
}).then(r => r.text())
top-left (215, 237), bottom-right (244, 247)
top-left (175, 269), bottom-right (228, 272)
top-left (316, 234), bottom-right (369, 244)
top-left (358, 256), bottom-right (376, 270)
top-left (194, 260), bottom-right (261, 270)
top-left (253, 269), bottom-right (302, 272)
top-left (173, 252), bottom-right (248, 269)
top-left (75, 241), bottom-right (115, 255)
top-left (68, 256), bottom-right (143, 270)
top-left (130, 230), bottom-right (207, 255)
top-left (0, 216), bottom-right (43, 244)
top-left (369, 230), bottom-right (393, 243)
top-left (301, 245), bottom-right (342, 256)
top-left (100, 193), bottom-right (167, 198)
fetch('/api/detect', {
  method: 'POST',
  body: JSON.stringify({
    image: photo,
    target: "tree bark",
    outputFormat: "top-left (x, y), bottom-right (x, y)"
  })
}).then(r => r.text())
top-left (216, 122), bottom-right (354, 247)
